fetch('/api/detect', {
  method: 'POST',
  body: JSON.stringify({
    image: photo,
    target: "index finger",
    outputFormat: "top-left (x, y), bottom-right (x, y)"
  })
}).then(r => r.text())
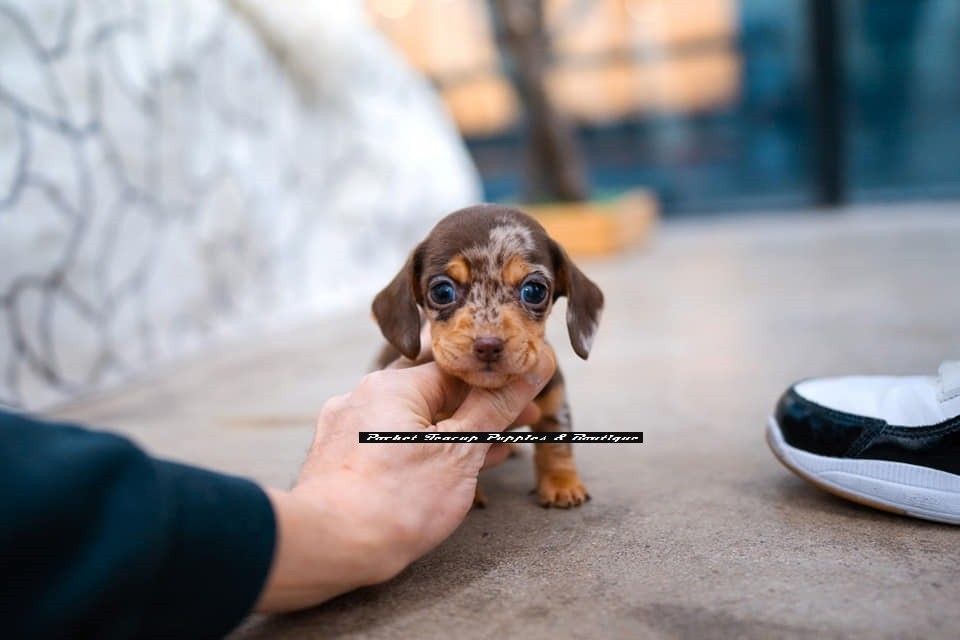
top-left (382, 362), bottom-right (471, 422)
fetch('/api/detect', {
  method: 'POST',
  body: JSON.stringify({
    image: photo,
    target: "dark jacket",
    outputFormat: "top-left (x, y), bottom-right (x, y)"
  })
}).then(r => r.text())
top-left (0, 410), bottom-right (276, 639)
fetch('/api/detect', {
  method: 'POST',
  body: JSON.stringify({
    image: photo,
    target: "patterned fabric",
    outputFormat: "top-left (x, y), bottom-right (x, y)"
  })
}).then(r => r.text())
top-left (0, 0), bottom-right (481, 408)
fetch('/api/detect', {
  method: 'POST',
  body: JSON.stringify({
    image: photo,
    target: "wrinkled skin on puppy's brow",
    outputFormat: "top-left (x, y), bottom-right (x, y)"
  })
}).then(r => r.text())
top-left (372, 205), bottom-right (604, 389)
top-left (372, 204), bottom-right (604, 508)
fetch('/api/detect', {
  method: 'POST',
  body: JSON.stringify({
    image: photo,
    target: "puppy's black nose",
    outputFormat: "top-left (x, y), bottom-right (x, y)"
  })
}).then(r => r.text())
top-left (473, 337), bottom-right (504, 363)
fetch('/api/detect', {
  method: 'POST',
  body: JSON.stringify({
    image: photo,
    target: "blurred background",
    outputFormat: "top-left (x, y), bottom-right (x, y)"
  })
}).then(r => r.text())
top-left (368, 0), bottom-right (960, 212)
top-left (1, 0), bottom-right (958, 409)
top-left (4, 4), bottom-right (959, 635)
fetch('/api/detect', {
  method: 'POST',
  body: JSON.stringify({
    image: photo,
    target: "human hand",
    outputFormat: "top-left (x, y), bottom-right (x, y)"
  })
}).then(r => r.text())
top-left (255, 349), bottom-right (555, 612)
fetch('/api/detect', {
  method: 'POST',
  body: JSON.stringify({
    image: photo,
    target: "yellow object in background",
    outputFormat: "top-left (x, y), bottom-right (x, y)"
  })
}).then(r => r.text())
top-left (527, 190), bottom-right (658, 257)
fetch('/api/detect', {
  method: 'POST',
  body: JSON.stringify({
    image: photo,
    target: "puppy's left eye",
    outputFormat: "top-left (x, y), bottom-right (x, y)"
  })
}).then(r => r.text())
top-left (520, 280), bottom-right (548, 306)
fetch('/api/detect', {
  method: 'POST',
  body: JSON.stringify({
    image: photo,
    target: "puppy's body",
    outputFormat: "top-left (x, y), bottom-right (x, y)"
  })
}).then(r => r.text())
top-left (372, 205), bottom-right (603, 508)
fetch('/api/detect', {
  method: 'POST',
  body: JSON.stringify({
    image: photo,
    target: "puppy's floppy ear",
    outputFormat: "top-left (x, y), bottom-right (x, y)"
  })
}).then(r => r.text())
top-left (372, 244), bottom-right (424, 360)
top-left (550, 239), bottom-right (604, 359)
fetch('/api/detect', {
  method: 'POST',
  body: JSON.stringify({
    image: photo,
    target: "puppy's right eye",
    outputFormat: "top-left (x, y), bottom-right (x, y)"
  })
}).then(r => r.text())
top-left (428, 278), bottom-right (458, 307)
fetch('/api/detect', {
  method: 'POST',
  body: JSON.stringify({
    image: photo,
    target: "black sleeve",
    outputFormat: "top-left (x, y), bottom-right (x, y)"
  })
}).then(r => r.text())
top-left (0, 409), bottom-right (277, 640)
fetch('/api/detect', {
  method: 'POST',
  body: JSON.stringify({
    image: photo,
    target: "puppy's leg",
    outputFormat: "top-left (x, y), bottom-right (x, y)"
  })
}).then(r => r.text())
top-left (532, 371), bottom-right (589, 508)
top-left (473, 486), bottom-right (488, 509)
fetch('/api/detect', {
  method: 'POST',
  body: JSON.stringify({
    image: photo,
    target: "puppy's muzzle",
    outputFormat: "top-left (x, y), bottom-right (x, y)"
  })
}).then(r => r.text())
top-left (473, 337), bottom-right (505, 363)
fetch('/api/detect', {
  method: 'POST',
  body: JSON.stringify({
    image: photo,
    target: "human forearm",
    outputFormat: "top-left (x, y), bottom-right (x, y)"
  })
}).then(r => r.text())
top-left (255, 486), bottom-right (404, 612)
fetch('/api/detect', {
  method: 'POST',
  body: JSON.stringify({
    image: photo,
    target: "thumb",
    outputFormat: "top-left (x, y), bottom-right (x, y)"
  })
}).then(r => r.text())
top-left (437, 349), bottom-right (556, 433)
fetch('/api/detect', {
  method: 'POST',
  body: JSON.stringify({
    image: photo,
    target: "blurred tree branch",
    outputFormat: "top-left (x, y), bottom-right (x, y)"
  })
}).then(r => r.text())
top-left (489, 0), bottom-right (589, 203)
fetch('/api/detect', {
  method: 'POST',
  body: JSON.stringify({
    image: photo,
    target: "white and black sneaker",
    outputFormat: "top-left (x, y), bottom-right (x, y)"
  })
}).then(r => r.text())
top-left (767, 361), bottom-right (960, 525)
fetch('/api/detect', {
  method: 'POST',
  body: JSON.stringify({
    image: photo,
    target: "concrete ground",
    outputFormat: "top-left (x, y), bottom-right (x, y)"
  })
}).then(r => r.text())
top-left (54, 203), bottom-right (960, 639)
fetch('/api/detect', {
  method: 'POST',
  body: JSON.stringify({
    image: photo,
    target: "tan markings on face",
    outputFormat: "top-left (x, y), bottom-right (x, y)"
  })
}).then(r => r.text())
top-left (430, 305), bottom-right (476, 376)
top-left (462, 222), bottom-right (533, 283)
top-left (502, 255), bottom-right (530, 287)
top-left (459, 222), bottom-right (548, 323)
top-left (499, 304), bottom-right (543, 372)
top-left (445, 255), bottom-right (471, 284)
top-left (429, 300), bottom-right (544, 389)
top-left (428, 220), bottom-right (551, 389)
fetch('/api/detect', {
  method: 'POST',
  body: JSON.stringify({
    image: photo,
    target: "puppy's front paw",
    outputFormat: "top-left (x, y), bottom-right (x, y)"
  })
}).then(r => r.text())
top-left (536, 471), bottom-right (590, 508)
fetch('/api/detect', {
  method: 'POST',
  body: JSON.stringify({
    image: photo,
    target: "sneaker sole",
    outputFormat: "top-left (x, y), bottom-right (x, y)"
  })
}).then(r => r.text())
top-left (766, 417), bottom-right (960, 525)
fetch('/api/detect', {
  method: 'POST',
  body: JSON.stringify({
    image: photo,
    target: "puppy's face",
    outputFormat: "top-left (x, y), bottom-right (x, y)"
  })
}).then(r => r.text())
top-left (423, 226), bottom-right (554, 388)
top-left (373, 206), bottom-right (604, 389)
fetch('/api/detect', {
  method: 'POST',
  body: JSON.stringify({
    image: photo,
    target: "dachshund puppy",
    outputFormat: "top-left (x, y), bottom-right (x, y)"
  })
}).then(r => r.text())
top-left (371, 204), bottom-right (604, 508)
